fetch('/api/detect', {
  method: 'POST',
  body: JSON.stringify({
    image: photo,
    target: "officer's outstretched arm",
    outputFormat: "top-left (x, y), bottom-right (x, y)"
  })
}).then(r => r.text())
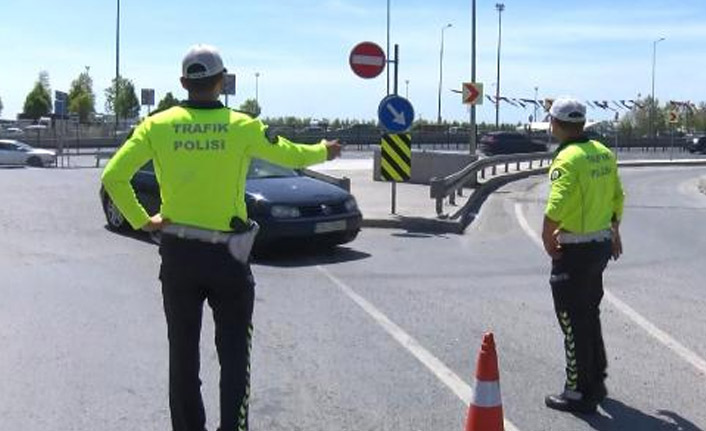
top-left (246, 119), bottom-right (329, 168)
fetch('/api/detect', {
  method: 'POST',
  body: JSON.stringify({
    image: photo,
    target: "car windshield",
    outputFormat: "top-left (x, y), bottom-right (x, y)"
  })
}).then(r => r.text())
top-left (137, 159), bottom-right (298, 179)
top-left (247, 159), bottom-right (298, 179)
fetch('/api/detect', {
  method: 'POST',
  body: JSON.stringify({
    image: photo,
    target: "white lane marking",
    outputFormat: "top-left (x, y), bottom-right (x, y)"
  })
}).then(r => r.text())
top-left (316, 266), bottom-right (521, 431)
top-left (513, 202), bottom-right (706, 376)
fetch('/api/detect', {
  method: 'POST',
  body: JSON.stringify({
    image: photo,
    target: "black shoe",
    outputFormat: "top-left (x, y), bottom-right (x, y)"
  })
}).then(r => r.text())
top-left (545, 391), bottom-right (598, 414)
top-left (591, 382), bottom-right (608, 404)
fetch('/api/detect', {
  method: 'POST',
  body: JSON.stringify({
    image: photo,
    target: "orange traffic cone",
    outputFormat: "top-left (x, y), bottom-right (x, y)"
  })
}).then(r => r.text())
top-left (465, 332), bottom-right (504, 431)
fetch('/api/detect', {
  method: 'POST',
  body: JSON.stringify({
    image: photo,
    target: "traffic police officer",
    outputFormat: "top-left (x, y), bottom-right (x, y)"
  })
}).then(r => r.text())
top-left (102, 44), bottom-right (342, 431)
top-left (541, 98), bottom-right (624, 413)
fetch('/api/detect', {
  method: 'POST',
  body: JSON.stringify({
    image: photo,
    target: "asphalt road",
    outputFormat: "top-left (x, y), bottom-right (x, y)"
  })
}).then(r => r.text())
top-left (0, 163), bottom-right (704, 431)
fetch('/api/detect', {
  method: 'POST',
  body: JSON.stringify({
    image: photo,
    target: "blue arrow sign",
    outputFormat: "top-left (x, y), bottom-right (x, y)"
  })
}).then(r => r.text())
top-left (378, 95), bottom-right (414, 133)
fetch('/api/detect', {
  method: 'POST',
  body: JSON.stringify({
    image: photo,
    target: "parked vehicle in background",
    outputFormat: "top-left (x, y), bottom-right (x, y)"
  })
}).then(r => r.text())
top-left (100, 158), bottom-right (362, 254)
top-left (478, 131), bottom-right (548, 156)
top-left (0, 127), bottom-right (25, 138)
top-left (687, 136), bottom-right (706, 154)
top-left (338, 124), bottom-right (381, 145)
top-left (0, 139), bottom-right (56, 167)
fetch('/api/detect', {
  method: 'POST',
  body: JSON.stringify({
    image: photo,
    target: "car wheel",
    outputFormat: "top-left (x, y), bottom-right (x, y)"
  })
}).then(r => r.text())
top-left (103, 196), bottom-right (128, 231)
top-left (27, 156), bottom-right (43, 167)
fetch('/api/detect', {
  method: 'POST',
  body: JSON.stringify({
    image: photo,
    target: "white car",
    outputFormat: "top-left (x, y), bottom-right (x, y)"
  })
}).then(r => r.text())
top-left (0, 127), bottom-right (25, 138)
top-left (0, 139), bottom-right (56, 167)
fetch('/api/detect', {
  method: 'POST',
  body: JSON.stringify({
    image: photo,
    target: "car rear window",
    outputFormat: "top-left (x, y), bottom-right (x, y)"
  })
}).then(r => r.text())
top-left (137, 159), bottom-right (299, 179)
top-left (247, 159), bottom-right (297, 179)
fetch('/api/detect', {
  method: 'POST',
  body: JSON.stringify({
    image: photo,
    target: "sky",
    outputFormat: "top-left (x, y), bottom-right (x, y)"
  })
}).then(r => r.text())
top-left (1, 0), bottom-right (705, 125)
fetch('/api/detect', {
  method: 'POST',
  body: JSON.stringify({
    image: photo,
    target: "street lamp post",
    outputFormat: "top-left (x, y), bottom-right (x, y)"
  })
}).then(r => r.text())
top-left (255, 72), bottom-right (261, 105)
top-left (494, 3), bottom-right (504, 129)
top-left (115, 0), bottom-right (120, 134)
top-left (470, 0), bottom-right (477, 154)
top-left (533, 86), bottom-right (539, 123)
top-left (386, 0), bottom-right (391, 95)
top-left (405, 79), bottom-right (410, 99)
top-left (650, 37), bottom-right (665, 142)
top-left (437, 23), bottom-right (452, 124)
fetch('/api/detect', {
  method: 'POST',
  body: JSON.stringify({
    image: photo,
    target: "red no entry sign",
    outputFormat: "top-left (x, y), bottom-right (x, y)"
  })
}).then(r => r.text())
top-left (349, 42), bottom-right (386, 79)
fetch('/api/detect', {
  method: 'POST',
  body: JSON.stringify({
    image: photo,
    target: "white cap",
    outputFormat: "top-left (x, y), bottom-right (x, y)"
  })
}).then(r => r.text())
top-left (549, 97), bottom-right (586, 123)
top-left (182, 44), bottom-right (226, 79)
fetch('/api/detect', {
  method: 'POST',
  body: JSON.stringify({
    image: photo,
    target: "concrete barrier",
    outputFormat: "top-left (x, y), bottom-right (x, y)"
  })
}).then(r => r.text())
top-left (372, 147), bottom-right (477, 185)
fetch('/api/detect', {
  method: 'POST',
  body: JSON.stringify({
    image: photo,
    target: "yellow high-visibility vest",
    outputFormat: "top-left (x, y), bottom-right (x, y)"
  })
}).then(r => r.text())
top-left (102, 102), bottom-right (327, 231)
top-left (545, 139), bottom-right (624, 233)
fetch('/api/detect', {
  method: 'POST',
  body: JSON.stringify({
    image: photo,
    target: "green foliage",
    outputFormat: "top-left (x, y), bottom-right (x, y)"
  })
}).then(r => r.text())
top-left (618, 96), bottom-right (674, 137)
top-left (105, 76), bottom-right (140, 120)
top-left (23, 71), bottom-right (52, 119)
top-left (157, 92), bottom-right (180, 111)
top-left (617, 117), bottom-right (634, 137)
top-left (238, 98), bottom-right (261, 117)
top-left (68, 69), bottom-right (96, 123)
top-left (692, 103), bottom-right (706, 132)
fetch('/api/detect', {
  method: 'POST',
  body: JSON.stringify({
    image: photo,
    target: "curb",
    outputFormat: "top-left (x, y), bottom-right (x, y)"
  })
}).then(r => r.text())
top-left (361, 216), bottom-right (463, 234)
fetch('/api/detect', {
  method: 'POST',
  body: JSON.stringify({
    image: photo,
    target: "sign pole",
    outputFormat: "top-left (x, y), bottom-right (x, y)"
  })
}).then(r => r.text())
top-left (391, 44), bottom-right (400, 215)
top-left (470, 0), bottom-right (477, 154)
top-left (670, 122), bottom-right (675, 161)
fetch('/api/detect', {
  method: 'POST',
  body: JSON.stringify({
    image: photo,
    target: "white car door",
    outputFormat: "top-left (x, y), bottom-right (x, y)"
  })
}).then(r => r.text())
top-left (0, 142), bottom-right (27, 165)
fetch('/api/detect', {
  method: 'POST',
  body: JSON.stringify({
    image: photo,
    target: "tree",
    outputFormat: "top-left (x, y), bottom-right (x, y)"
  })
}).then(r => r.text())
top-left (693, 103), bottom-right (706, 132)
top-left (23, 71), bottom-right (52, 120)
top-left (105, 76), bottom-right (140, 121)
top-left (238, 98), bottom-right (261, 117)
top-left (68, 68), bottom-right (96, 123)
top-left (157, 92), bottom-right (180, 111)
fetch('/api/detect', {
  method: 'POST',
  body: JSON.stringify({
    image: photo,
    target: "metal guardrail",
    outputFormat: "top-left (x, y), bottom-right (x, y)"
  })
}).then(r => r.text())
top-left (430, 152), bottom-right (554, 216)
top-left (94, 149), bottom-right (115, 167)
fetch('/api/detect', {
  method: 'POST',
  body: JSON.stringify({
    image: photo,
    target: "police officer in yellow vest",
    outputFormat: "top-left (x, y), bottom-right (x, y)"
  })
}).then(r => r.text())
top-left (102, 44), bottom-right (342, 431)
top-left (541, 98), bottom-right (624, 414)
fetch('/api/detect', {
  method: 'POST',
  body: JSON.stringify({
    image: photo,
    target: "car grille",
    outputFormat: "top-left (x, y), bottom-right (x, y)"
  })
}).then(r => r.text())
top-left (298, 202), bottom-right (347, 217)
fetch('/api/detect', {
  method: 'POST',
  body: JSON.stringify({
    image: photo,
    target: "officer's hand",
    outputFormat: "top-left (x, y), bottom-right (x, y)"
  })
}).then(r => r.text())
top-left (611, 227), bottom-right (623, 260)
top-left (324, 139), bottom-right (342, 160)
top-left (541, 221), bottom-right (562, 259)
top-left (143, 214), bottom-right (171, 232)
top-left (542, 229), bottom-right (563, 260)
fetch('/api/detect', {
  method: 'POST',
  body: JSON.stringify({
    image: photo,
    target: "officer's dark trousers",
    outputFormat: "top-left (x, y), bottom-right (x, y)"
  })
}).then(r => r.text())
top-left (550, 240), bottom-right (612, 398)
top-left (159, 235), bottom-right (255, 431)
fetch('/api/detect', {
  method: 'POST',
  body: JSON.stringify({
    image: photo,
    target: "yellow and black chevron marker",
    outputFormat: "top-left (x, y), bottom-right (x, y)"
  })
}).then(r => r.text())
top-left (380, 133), bottom-right (412, 182)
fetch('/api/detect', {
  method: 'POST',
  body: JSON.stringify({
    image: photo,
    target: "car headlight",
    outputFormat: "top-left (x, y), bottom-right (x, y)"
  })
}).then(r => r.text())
top-left (270, 205), bottom-right (301, 218)
top-left (344, 197), bottom-right (358, 212)
top-left (694, 138), bottom-right (699, 144)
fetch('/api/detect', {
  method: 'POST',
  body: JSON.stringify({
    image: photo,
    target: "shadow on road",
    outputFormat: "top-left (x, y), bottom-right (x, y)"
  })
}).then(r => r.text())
top-left (390, 231), bottom-right (452, 240)
top-left (254, 245), bottom-right (370, 268)
top-left (575, 398), bottom-right (702, 431)
top-left (103, 226), bottom-right (370, 267)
